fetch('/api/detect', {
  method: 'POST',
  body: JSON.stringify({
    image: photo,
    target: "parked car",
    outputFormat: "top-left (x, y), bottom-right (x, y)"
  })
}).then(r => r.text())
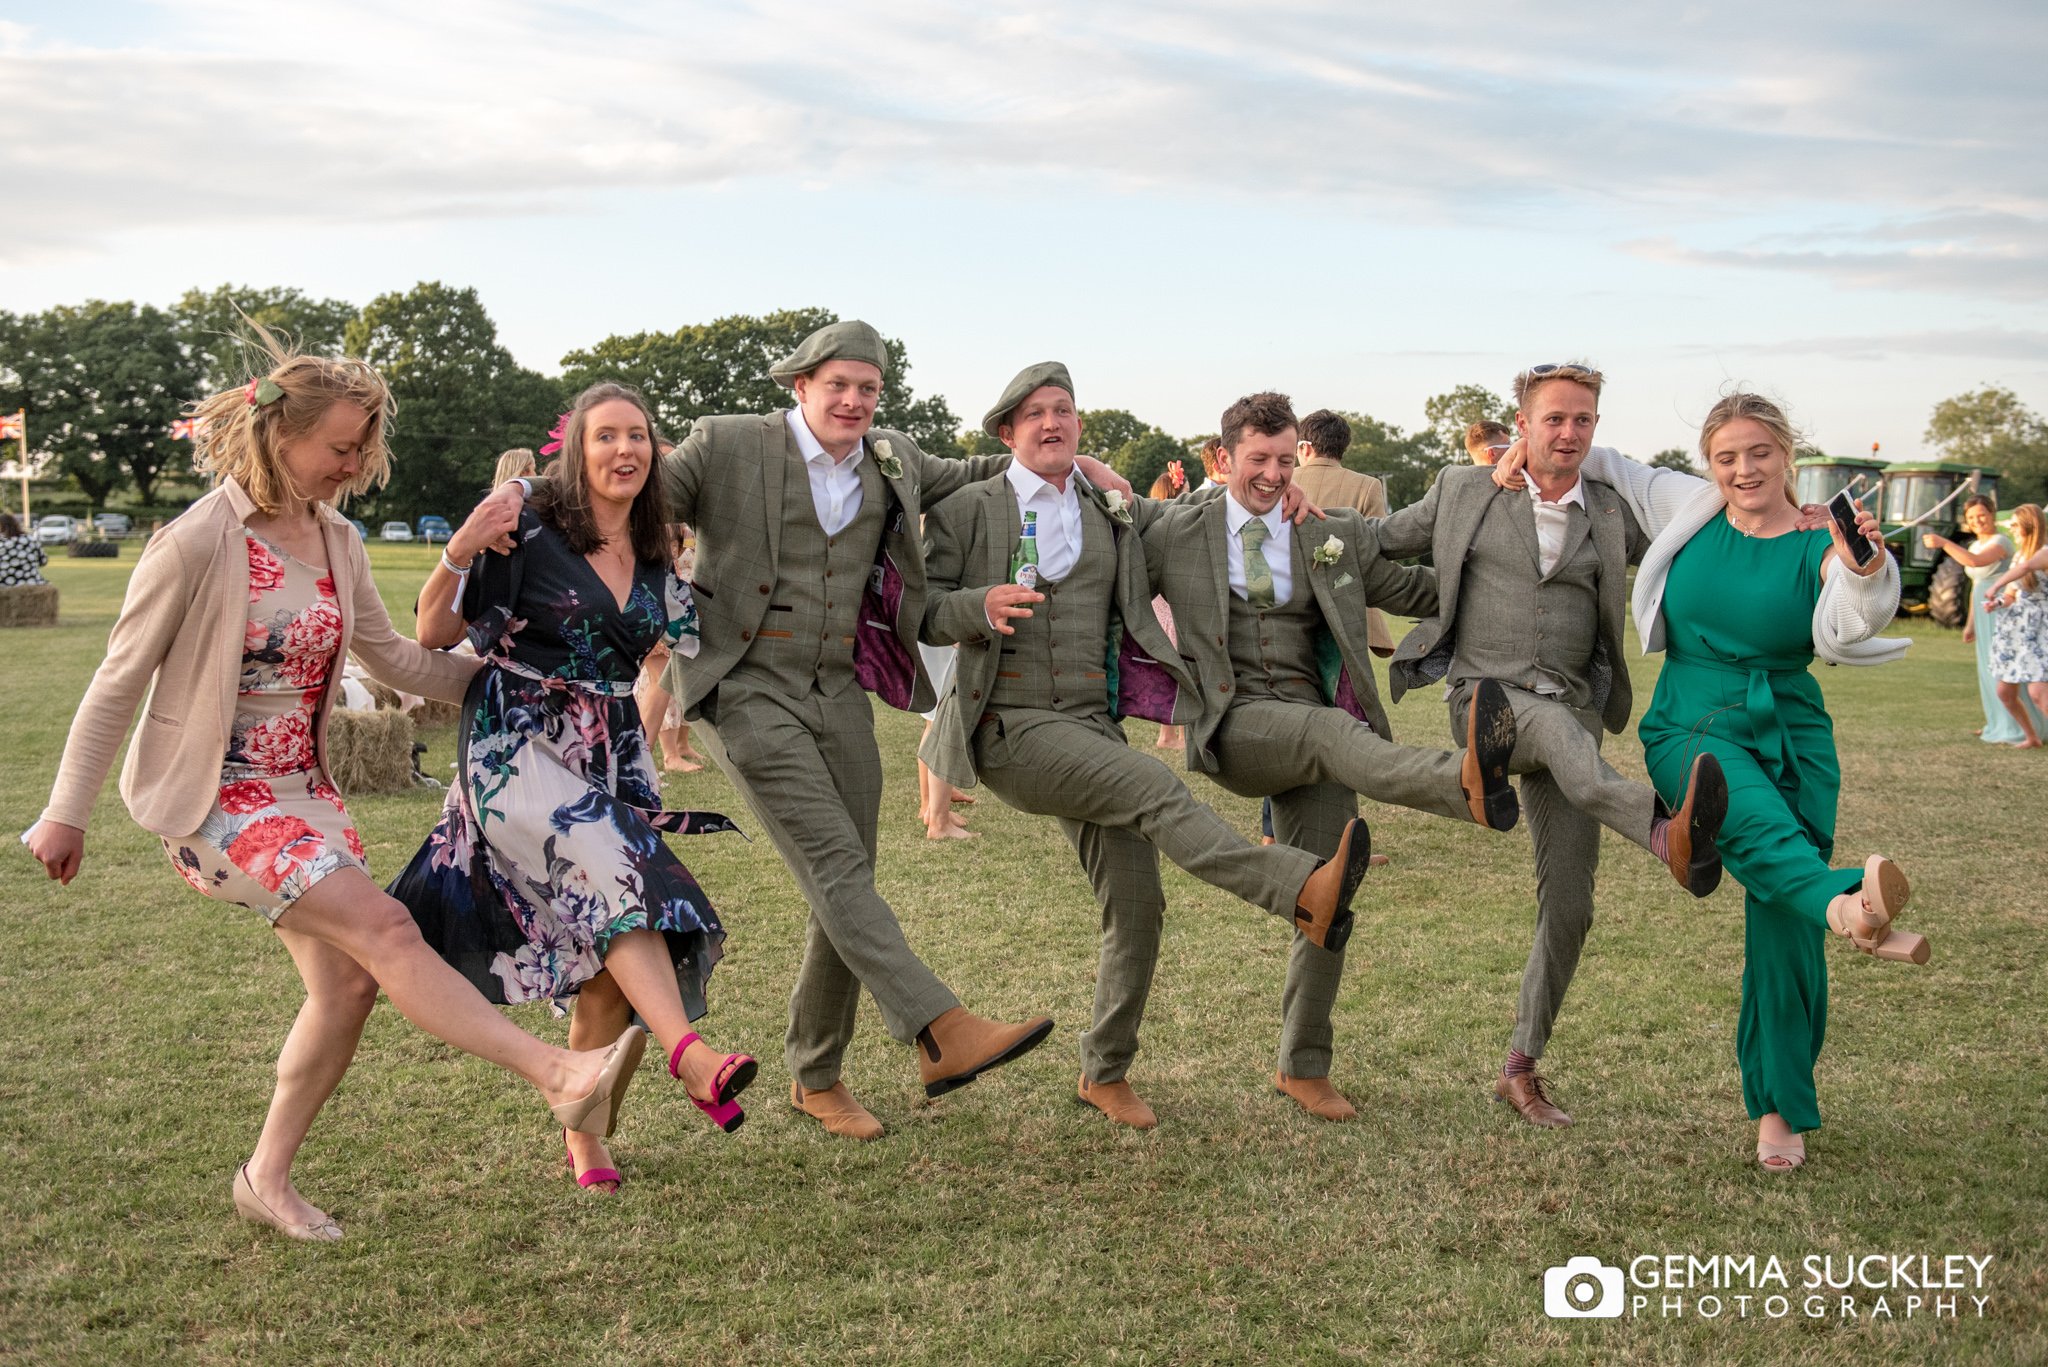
top-left (417, 515), bottom-right (453, 544)
top-left (36, 515), bottom-right (77, 545)
top-left (379, 521), bottom-right (414, 542)
top-left (92, 513), bottom-right (132, 539)
top-left (349, 519), bottom-right (369, 541)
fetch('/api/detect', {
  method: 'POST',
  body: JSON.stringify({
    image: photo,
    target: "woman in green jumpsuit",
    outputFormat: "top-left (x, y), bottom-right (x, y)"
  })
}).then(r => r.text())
top-left (1498, 391), bottom-right (1929, 1172)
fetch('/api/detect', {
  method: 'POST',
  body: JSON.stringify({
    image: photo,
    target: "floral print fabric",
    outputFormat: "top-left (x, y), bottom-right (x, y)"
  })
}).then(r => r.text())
top-left (390, 513), bottom-right (734, 1014)
top-left (163, 531), bottom-right (365, 921)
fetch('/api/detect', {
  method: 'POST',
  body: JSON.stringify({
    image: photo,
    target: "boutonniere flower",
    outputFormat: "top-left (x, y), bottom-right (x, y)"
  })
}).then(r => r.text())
top-left (1312, 535), bottom-right (1345, 567)
top-left (872, 438), bottom-right (904, 480)
top-left (1098, 488), bottom-right (1134, 525)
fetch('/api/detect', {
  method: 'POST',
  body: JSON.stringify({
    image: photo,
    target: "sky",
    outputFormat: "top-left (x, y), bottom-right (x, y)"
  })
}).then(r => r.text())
top-left (3, 0), bottom-right (2044, 460)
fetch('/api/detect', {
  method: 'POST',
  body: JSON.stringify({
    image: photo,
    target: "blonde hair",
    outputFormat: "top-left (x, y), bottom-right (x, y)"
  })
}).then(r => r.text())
top-left (1512, 361), bottom-right (1604, 408)
top-left (2013, 504), bottom-right (2043, 593)
top-left (187, 322), bottom-right (393, 516)
top-left (1699, 390), bottom-right (1801, 509)
top-left (493, 447), bottom-right (538, 485)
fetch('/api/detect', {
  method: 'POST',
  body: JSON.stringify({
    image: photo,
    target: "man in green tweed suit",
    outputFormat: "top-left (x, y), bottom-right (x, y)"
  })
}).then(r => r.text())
top-left (920, 363), bottom-right (1375, 1130)
top-left (1374, 361), bottom-right (1729, 1130)
top-left (1142, 391), bottom-right (1522, 1121)
top-left (487, 322), bottom-right (1135, 1141)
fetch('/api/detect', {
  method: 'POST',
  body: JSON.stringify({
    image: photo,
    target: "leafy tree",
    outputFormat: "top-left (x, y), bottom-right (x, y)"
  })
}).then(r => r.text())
top-left (956, 427), bottom-right (1008, 457)
top-left (1076, 408), bottom-right (1156, 459)
top-left (1337, 410), bottom-right (1443, 509)
top-left (345, 282), bottom-right (565, 521)
top-left (1648, 447), bottom-right (1698, 473)
top-left (1422, 383), bottom-right (1514, 460)
top-left (0, 301), bottom-right (197, 506)
top-left (175, 284), bottom-right (357, 393)
top-left (1113, 430), bottom-right (1187, 497)
top-left (1925, 386), bottom-right (2048, 505)
top-left (559, 308), bottom-right (960, 457)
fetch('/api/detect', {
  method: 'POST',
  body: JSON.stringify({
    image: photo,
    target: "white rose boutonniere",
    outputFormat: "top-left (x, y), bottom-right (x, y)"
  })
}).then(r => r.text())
top-left (872, 437), bottom-right (904, 480)
top-left (1312, 535), bottom-right (1345, 568)
top-left (1099, 488), bottom-right (1134, 525)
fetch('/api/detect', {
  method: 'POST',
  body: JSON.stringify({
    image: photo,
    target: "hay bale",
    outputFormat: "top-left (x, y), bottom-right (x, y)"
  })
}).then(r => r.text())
top-left (325, 707), bottom-right (418, 795)
top-left (410, 697), bottom-right (462, 728)
top-left (359, 677), bottom-right (407, 711)
top-left (0, 584), bottom-right (58, 628)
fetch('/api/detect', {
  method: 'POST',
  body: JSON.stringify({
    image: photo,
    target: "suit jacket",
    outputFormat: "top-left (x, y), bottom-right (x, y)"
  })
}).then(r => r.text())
top-left (919, 472), bottom-right (1195, 789)
top-left (657, 412), bottom-right (1007, 718)
top-left (1142, 502), bottom-right (1436, 770)
top-left (1291, 456), bottom-right (1395, 654)
top-left (41, 478), bottom-right (479, 837)
top-left (1374, 463), bottom-right (1648, 734)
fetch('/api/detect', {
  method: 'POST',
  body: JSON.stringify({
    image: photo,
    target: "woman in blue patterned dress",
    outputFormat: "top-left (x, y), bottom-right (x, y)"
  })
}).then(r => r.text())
top-left (394, 382), bottom-right (755, 1192)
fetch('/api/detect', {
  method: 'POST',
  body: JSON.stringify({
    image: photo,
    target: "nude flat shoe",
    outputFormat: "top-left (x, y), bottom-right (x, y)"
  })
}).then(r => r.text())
top-left (233, 1164), bottom-right (342, 1242)
top-left (1757, 1136), bottom-right (1806, 1172)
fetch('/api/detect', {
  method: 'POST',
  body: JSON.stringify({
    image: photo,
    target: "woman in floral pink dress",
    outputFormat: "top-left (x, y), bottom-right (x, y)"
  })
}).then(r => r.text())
top-left (30, 339), bottom-right (643, 1243)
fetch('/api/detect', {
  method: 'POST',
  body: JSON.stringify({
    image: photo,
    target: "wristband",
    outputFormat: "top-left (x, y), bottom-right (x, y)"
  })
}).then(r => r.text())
top-left (440, 550), bottom-right (473, 576)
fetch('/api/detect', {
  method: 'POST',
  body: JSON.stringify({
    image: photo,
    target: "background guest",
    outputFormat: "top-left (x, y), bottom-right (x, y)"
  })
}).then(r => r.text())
top-left (0, 512), bottom-right (49, 586)
top-left (1923, 495), bottom-right (2044, 742)
top-left (1984, 503), bottom-right (2048, 747)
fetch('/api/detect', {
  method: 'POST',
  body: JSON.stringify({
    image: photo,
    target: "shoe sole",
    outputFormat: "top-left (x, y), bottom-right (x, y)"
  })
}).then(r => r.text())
top-left (1674, 753), bottom-right (1728, 898)
top-left (1293, 819), bottom-right (1371, 955)
top-left (1463, 679), bottom-right (1521, 832)
top-left (923, 1017), bottom-right (1056, 1099)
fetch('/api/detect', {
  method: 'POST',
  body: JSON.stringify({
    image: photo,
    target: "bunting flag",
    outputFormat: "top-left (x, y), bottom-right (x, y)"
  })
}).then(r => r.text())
top-left (0, 410), bottom-right (22, 441)
top-left (170, 418), bottom-right (197, 440)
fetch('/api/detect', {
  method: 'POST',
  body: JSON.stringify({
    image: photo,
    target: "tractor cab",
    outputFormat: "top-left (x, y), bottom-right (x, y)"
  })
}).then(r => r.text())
top-left (1879, 461), bottom-right (2000, 626)
top-left (1793, 454), bottom-right (1887, 509)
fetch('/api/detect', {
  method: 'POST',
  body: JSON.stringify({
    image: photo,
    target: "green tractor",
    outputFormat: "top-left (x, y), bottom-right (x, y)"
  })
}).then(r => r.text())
top-left (1793, 454), bottom-right (1997, 627)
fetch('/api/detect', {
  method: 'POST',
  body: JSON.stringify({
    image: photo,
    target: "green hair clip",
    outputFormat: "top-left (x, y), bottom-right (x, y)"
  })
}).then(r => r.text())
top-left (245, 378), bottom-right (285, 408)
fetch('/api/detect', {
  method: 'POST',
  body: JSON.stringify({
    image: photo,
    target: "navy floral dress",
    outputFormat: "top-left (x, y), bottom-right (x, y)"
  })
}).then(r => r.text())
top-left (390, 512), bottom-right (736, 1016)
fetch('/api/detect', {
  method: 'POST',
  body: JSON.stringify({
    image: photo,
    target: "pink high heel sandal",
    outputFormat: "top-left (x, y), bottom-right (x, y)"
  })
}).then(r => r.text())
top-left (671, 1032), bottom-right (757, 1134)
top-left (563, 1133), bottom-right (622, 1193)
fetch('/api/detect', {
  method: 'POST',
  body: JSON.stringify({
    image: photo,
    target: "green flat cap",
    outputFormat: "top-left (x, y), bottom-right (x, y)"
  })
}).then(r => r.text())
top-left (768, 319), bottom-right (891, 388)
top-left (983, 361), bottom-right (1076, 437)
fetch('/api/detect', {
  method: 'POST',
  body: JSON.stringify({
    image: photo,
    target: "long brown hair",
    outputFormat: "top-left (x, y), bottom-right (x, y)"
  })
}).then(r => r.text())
top-left (531, 382), bottom-right (675, 564)
top-left (187, 320), bottom-right (394, 515)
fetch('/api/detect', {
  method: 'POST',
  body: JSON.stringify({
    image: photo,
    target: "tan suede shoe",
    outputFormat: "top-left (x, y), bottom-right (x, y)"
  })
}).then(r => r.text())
top-left (1077, 1074), bottom-right (1158, 1129)
top-left (916, 1007), bottom-right (1055, 1098)
top-left (1494, 1072), bottom-right (1572, 1128)
top-left (1275, 1072), bottom-right (1358, 1122)
top-left (790, 1081), bottom-right (884, 1142)
top-left (1292, 818), bottom-right (1371, 952)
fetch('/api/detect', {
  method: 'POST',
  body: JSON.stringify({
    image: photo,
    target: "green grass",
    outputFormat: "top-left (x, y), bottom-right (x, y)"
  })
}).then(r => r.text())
top-left (1, 543), bottom-right (2042, 1364)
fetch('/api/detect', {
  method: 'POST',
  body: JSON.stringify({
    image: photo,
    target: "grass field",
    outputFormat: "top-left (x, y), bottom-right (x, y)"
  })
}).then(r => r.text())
top-left (2, 541), bottom-right (2043, 1365)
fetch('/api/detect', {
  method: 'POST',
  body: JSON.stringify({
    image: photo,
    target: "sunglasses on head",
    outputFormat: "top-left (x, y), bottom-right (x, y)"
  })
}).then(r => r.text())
top-left (1527, 363), bottom-right (1601, 379)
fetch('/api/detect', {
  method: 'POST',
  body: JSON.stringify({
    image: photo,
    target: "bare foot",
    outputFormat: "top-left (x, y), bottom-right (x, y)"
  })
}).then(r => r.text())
top-left (565, 1130), bottom-right (621, 1193)
top-left (2014, 739), bottom-right (2042, 749)
top-left (926, 820), bottom-right (976, 840)
top-left (949, 791), bottom-right (976, 806)
top-left (1369, 853), bottom-right (1390, 868)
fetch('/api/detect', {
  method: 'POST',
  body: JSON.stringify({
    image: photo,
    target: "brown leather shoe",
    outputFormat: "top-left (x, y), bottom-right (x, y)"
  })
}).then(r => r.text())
top-left (1494, 1072), bottom-right (1572, 1128)
top-left (1662, 752), bottom-right (1728, 897)
top-left (916, 1007), bottom-right (1055, 1098)
top-left (1275, 1072), bottom-right (1357, 1122)
top-left (1291, 818), bottom-right (1371, 952)
top-left (1077, 1075), bottom-right (1158, 1129)
top-left (1460, 679), bottom-right (1520, 831)
top-left (790, 1081), bottom-right (884, 1141)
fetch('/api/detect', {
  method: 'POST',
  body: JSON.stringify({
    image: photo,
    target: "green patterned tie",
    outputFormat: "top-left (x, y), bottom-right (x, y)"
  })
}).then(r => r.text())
top-left (1241, 517), bottom-right (1276, 609)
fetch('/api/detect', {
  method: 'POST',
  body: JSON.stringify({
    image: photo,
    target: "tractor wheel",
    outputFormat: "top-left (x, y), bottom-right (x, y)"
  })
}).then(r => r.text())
top-left (1927, 557), bottom-right (1968, 629)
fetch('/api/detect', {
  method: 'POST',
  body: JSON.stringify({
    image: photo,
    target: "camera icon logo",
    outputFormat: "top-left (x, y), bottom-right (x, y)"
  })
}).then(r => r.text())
top-left (1544, 1256), bottom-right (1624, 1318)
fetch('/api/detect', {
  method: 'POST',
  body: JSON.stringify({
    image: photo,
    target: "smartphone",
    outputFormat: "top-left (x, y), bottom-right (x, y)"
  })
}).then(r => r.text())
top-left (1827, 490), bottom-right (1878, 568)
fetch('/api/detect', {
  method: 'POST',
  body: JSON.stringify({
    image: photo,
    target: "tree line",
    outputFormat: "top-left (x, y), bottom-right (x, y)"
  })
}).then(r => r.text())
top-left (2, 283), bottom-right (2043, 520)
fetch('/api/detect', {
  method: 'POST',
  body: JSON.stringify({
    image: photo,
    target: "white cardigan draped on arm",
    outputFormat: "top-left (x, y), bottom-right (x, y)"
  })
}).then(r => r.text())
top-left (1577, 446), bottom-right (1909, 667)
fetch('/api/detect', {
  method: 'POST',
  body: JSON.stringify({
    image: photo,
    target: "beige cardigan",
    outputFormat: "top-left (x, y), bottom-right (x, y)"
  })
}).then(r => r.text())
top-left (40, 479), bottom-right (480, 838)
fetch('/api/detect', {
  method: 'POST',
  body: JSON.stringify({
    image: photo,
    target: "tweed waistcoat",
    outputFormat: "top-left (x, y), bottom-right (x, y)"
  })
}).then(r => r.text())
top-left (731, 445), bottom-right (886, 693)
top-left (987, 498), bottom-right (1117, 718)
top-left (1225, 572), bottom-right (1325, 706)
top-left (1449, 496), bottom-right (1601, 708)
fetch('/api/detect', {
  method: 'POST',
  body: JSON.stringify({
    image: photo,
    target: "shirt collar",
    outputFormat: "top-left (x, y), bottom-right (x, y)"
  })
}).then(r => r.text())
top-left (1526, 475), bottom-right (1586, 510)
top-left (786, 407), bottom-right (864, 469)
top-left (1223, 490), bottom-right (1285, 540)
top-left (1005, 460), bottom-right (1076, 505)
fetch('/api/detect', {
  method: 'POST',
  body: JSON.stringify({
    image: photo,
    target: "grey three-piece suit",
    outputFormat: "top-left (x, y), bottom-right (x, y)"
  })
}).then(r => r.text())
top-left (656, 412), bottom-right (1008, 1087)
top-left (1375, 464), bottom-right (1659, 1059)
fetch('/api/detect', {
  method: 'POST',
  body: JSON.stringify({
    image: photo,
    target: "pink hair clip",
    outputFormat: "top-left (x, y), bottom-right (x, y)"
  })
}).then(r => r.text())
top-left (538, 410), bottom-right (572, 457)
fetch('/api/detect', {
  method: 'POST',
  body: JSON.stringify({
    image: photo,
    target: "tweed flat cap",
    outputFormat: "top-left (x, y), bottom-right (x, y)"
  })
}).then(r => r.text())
top-left (982, 361), bottom-right (1076, 437)
top-left (768, 319), bottom-right (891, 388)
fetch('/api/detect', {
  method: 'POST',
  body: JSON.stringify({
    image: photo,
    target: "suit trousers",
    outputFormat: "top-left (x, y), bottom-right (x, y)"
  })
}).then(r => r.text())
top-left (1448, 680), bottom-right (1656, 1060)
top-left (973, 708), bottom-right (1321, 1080)
top-left (1206, 698), bottom-right (1482, 1076)
top-left (696, 674), bottom-right (960, 1088)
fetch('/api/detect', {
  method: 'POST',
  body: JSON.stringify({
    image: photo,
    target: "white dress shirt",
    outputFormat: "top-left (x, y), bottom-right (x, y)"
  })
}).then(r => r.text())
top-left (786, 408), bottom-right (866, 537)
top-left (1004, 462), bottom-right (1083, 583)
top-left (1223, 492), bottom-right (1294, 606)
top-left (1527, 476), bottom-right (1586, 577)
